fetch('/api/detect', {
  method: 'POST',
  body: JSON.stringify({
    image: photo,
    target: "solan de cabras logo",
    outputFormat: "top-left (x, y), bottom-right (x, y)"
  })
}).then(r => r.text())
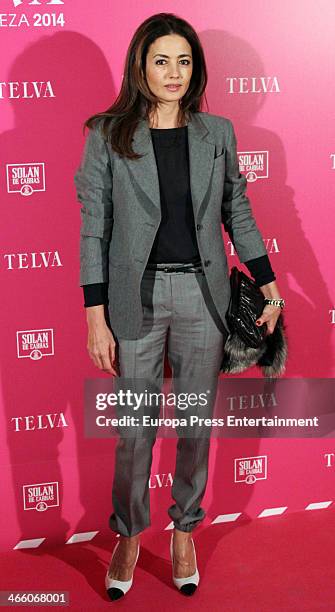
top-left (234, 455), bottom-right (267, 484)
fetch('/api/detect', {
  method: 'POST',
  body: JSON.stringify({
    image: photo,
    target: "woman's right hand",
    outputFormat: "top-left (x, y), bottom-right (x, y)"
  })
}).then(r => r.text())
top-left (86, 305), bottom-right (119, 376)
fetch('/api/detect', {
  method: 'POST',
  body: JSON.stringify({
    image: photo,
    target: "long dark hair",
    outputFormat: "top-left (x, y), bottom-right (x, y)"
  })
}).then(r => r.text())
top-left (83, 12), bottom-right (209, 159)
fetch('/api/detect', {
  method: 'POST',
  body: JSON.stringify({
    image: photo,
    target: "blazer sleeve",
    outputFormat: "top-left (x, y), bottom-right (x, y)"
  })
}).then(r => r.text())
top-left (74, 121), bottom-right (113, 286)
top-left (221, 119), bottom-right (267, 263)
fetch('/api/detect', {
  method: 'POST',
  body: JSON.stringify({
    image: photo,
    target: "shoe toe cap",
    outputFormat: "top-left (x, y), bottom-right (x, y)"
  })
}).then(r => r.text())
top-left (180, 583), bottom-right (198, 596)
top-left (107, 587), bottom-right (125, 600)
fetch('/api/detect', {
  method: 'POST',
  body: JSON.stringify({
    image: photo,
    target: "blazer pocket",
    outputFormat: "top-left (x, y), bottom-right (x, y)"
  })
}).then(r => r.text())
top-left (80, 213), bottom-right (113, 239)
top-left (214, 147), bottom-right (226, 159)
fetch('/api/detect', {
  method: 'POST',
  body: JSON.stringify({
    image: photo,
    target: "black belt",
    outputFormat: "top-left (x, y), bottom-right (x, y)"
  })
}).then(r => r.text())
top-left (145, 259), bottom-right (203, 273)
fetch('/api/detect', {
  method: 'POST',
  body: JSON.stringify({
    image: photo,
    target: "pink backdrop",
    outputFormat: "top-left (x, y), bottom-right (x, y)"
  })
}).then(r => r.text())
top-left (1, 0), bottom-right (335, 553)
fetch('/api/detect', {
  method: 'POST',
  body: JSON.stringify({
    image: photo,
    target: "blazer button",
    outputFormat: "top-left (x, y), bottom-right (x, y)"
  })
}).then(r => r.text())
top-left (196, 224), bottom-right (203, 230)
top-left (204, 259), bottom-right (211, 266)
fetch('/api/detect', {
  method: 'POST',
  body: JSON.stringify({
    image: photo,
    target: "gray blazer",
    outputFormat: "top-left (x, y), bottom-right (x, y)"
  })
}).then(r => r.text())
top-left (74, 111), bottom-right (267, 339)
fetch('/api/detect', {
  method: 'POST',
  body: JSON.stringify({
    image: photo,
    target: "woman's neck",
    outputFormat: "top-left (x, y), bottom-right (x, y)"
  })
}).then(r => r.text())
top-left (148, 109), bottom-right (187, 130)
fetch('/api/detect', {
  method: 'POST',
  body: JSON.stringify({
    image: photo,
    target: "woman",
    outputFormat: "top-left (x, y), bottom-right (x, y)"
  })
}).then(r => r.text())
top-left (74, 13), bottom-right (284, 601)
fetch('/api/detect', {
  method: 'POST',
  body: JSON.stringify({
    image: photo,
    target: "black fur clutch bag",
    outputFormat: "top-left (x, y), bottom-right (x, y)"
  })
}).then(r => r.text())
top-left (221, 266), bottom-right (288, 377)
top-left (226, 266), bottom-right (267, 347)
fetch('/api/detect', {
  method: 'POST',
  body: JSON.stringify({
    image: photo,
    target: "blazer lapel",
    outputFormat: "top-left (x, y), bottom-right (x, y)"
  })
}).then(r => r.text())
top-left (188, 112), bottom-right (217, 220)
top-left (128, 112), bottom-right (216, 222)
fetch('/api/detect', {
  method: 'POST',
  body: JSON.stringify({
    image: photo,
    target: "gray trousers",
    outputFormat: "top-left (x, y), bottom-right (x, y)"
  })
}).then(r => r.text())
top-left (108, 265), bottom-right (228, 536)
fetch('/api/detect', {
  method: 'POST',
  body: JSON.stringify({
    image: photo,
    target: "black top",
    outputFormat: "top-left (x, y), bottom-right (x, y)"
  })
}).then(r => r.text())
top-left (148, 126), bottom-right (200, 263)
top-left (82, 125), bottom-right (275, 307)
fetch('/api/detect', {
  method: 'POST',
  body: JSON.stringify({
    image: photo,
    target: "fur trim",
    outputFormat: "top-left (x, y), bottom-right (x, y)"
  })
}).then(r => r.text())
top-left (221, 312), bottom-right (288, 377)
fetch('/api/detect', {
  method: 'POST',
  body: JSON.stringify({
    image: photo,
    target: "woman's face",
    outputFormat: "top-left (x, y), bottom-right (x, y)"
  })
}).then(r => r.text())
top-left (145, 34), bottom-right (193, 104)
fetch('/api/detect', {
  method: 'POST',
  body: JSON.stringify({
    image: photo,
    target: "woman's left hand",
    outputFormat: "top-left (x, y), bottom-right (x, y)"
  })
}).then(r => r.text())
top-left (256, 303), bottom-right (281, 335)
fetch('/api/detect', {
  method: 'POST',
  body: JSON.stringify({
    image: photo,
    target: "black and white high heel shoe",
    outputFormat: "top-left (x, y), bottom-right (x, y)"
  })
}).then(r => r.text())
top-left (105, 540), bottom-right (140, 601)
top-left (170, 532), bottom-right (200, 595)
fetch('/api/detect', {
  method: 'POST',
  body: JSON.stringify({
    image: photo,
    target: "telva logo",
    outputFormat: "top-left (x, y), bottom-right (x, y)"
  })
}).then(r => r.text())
top-left (13, 0), bottom-right (64, 7)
